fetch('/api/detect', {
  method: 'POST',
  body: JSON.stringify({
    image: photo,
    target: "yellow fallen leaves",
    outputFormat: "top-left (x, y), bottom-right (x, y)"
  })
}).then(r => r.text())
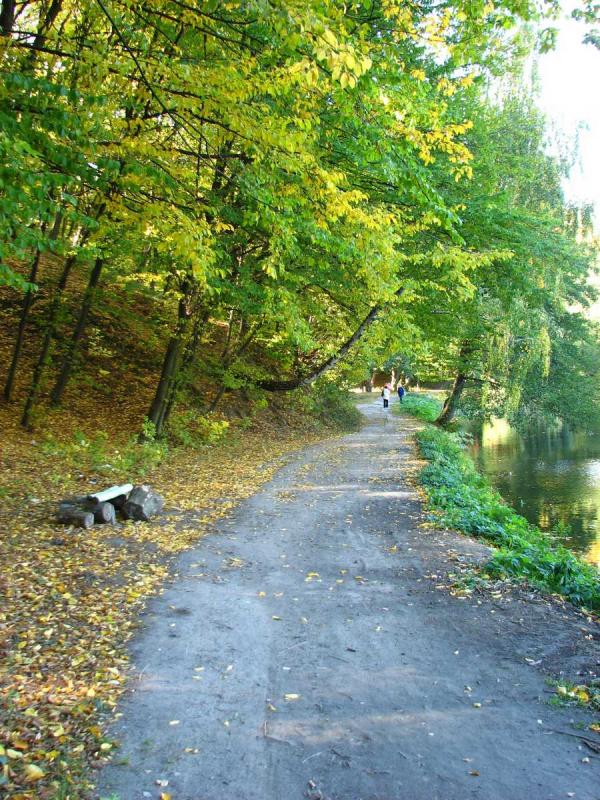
top-left (0, 401), bottom-right (329, 798)
top-left (23, 764), bottom-right (44, 782)
top-left (556, 683), bottom-right (599, 708)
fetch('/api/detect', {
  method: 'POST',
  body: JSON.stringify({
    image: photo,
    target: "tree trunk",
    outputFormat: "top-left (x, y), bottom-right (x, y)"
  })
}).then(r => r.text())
top-left (160, 308), bottom-right (209, 431)
top-left (4, 212), bottom-right (62, 403)
top-left (21, 253), bottom-right (77, 428)
top-left (146, 289), bottom-right (194, 437)
top-left (31, 0), bottom-right (63, 52)
top-left (148, 336), bottom-right (183, 437)
top-left (435, 341), bottom-right (474, 427)
top-left (0, 0), bottom-right (16, 35)
top-left (3, 250), bottom-right (42, 403)
top-left (435, 373), bottom-right (467, 427)
top-left (21, 196), bottom-right (106, 428)
top-left (49, 256), bottom-right (103, 406)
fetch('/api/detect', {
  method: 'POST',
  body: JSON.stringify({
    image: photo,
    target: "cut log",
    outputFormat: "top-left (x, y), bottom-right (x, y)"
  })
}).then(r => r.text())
top-left (122, 485), bottom-right (164, 522)
top-left (58, 498), bottom-right (115, 525)
top-left (57, 508), bottom-right (94, 529)
top-left (87, 483), bottom-right (133, 504)
top-left (91, 501), bottom-right (116, 525)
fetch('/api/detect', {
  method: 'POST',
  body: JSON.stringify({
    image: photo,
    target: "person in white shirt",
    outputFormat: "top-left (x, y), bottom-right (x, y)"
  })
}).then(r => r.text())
top-left (382, 384), bottom-right (391, 409)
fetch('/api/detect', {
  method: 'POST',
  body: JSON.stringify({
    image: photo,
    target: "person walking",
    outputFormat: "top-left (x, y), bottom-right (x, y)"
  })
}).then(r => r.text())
top-left (397, 384), bottom-right (405, 403)
top-left (382, 384), bottom-right (391, 409)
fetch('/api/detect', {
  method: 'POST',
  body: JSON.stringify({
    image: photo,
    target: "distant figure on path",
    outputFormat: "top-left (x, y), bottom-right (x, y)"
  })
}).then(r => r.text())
top-left (397, 384), bottom-right (405, 403)
top-left (382, 384), bottom-right (391, 409)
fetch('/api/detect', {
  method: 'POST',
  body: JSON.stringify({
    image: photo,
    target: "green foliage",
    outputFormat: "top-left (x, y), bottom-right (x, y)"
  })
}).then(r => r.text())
top-left (548, 679), bottom-right (600, 712)
top-left (1, 0), bottom-right (599, 447)
top-left (414, 424), bottom-right (600, 609)
top-left (395, 393), bottom-right (443, 423)
top-left (167, 411), bottom-right (230, 448)
top-left (41, 429), bottom-right (168, 479)
top-left (299, 383), bottom-right (363, 431)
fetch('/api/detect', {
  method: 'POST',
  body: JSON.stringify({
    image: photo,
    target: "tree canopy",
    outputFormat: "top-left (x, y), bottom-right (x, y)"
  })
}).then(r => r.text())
top-left (1, 0), bottom-right (599, 434)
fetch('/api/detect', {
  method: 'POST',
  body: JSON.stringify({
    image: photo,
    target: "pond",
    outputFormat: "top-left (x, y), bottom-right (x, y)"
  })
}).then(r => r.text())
top-left (469, 419), bottom-right (600, 569)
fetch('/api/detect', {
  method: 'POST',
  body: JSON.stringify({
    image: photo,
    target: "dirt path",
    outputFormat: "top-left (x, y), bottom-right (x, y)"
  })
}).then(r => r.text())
top-left (98, 401), bottom-right (599, 800)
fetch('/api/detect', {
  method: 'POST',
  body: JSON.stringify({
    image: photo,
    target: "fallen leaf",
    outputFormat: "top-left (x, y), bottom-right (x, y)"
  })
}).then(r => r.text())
top-left (23, 764), bottom-right (45, 782)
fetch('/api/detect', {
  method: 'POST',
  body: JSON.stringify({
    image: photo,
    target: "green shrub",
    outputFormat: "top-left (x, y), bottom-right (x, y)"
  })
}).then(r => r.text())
top-left (167, 410), bottom-right (230, 447)
top-left (395, 392), bottom-right (442, 422)
top-left (413, 425), bottom-right (600, 609)
top-left (299, 382), bottom-right (363, 431)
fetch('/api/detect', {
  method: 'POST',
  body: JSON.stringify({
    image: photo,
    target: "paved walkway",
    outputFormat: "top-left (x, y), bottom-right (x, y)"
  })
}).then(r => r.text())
top-left (98, 401), bottom-right (599, 800)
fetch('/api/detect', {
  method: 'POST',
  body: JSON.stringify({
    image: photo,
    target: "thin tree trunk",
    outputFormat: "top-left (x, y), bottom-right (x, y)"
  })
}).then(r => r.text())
top-left (160, 308), bottom-right (209, 431)
top-left (49, 256), bottom-right (103, 406)
top-left (20, 196), bottom-right (107, 427)
top-left (435, 341), bottom-right (474, 427)
top-left (207, 384), bottom-right (226, 414)
top-left (4, 251), bottom-right (42, 403)
top-left (150, 337), bottom-right (183, 436)
top-left (4, 212), bottom-right (62, 403)
top-left (435, 373), bottom-right (468, 427)
top-left (207, 318), bottom-right (261, 413)
top-left (31, 0), bottom-right (63, 51)
top-left (146, 287), bottom-right (194, 437)
top-left (21, 254), bottom-right (76, 428)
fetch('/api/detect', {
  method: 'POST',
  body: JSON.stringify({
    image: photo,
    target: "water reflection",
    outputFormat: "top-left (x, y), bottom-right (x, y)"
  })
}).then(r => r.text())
top-left (469, 419), bottom-right (600, 569)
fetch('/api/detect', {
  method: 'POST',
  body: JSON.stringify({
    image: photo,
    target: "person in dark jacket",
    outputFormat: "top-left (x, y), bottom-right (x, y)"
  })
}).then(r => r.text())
top-left (397, 384), bottom-right (405, 403)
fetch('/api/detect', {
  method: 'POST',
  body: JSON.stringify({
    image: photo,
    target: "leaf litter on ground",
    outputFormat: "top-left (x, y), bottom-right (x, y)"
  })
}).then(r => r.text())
top-left (0, 403), bottom-right (332, 798)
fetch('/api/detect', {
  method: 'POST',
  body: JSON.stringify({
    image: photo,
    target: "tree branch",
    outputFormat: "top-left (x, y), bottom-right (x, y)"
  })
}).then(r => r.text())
top-left (259, 286), bottom-right (405, 391)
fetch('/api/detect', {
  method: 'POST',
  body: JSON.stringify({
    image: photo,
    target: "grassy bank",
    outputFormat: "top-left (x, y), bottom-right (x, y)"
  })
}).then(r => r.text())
top-left (396, 394), bottom-right (600, 610)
